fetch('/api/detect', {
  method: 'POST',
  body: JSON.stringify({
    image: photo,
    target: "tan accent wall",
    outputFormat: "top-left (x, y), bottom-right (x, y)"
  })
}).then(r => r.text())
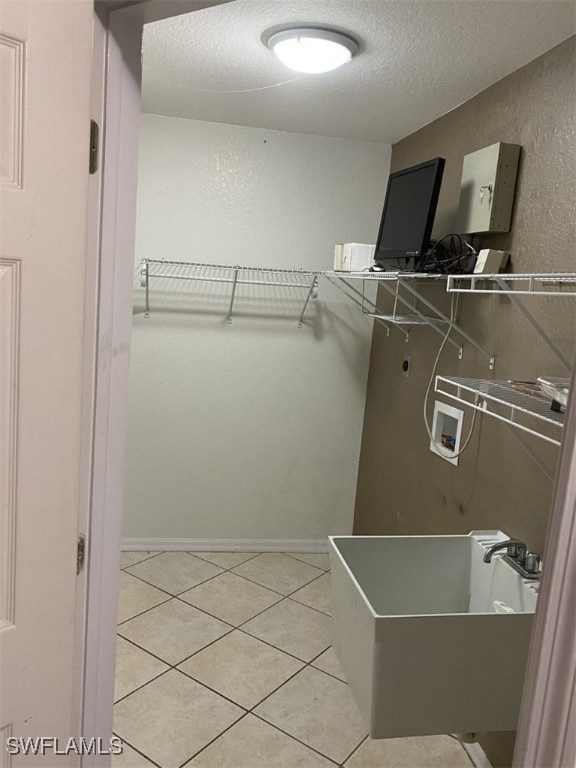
top-left (353, 36), bottom-right (575, 768)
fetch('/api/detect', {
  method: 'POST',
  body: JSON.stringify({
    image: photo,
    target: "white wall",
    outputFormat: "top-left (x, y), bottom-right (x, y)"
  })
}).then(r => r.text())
top-left (122, 113), bottom-right (391, 545)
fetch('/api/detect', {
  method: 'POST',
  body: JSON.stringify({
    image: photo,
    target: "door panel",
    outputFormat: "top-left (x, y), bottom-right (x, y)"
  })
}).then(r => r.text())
top-left (0, 0), bottom-right (93, 761)
top-left (0, 33), bottom-right (23, 189)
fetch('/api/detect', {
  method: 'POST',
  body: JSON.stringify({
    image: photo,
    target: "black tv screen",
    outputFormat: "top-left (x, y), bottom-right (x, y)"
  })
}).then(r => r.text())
top-left (374, 157), bottom-right (445, 268)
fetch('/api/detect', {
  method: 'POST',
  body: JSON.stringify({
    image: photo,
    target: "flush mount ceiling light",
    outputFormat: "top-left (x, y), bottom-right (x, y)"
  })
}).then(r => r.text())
top-left (266, 28), bottom-right (358, 74)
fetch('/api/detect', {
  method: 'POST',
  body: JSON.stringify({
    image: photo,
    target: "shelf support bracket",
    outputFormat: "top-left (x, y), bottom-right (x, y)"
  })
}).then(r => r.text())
top-left (324, 275), bottom-right (397, 337)
top-left (375, 278), bottom-right (462, 349)
top-left (504, 423), bottom-right (556, 482)
top-left (297, 276), bottom-right (318, 328)
top-left (494, 278), bottom-right (571, 372)
top-left (143, 259), bottom-right (150, 317)
top-left (396, 279), bottom-right (495, 368)
top-left (226, 269), bottom-right (239, 324)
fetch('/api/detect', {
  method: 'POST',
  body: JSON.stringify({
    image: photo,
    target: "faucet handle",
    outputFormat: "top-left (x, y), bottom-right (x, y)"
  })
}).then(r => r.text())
top-left (524, 552), bottom-right (541, 575)
top-left (508, 543), bottom-right (527, 564)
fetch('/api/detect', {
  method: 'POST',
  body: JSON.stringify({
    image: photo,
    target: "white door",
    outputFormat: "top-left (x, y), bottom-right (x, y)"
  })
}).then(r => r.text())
top-left (0, 0), bottom-right (93, 759)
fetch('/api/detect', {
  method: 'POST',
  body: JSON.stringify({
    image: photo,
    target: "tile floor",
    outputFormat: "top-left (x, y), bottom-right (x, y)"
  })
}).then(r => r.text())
top-left (114, 551), bottom-right (473, 768)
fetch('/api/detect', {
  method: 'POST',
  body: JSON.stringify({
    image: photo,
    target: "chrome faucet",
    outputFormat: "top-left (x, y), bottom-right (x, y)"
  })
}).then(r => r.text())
top-left (483, 539), bottom-right (527, 564)
top-left (483, 539), bottom-right (540, 579)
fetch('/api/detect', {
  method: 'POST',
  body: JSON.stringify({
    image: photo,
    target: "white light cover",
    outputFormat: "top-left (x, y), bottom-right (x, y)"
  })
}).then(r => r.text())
top-left (268, 29), bottom-right (357, 74)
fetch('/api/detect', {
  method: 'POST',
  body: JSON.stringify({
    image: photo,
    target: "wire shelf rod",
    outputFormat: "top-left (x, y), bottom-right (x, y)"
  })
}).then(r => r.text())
top-left (446, 273), bottom-right (576, 296)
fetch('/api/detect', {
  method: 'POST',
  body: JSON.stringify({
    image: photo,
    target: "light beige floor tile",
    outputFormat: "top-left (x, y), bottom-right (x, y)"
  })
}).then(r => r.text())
top-left (112, 740), bottom-right (156, 767)
top-left (231, 553), bottom-right (323, 595)
top-left (120, 551), bottom-right (158, 569)
top-left (125, 552), bottom-right (223, 595)
top-left (118, 599), bottom-right (231, 665)
top-left (345, 734), bottom-right (473, 767)
top-left (178, 630), bottom-right (303, 709)
top-left (242, 599), bottom-right (331, 661)
top-left (290, 572), bottom-right (332, 615)
top-left (114, 670), bottom-right (243, 768)
top-left (311, 646), bottom-right (347, 682)
top-left (117, 572), bottom-right (170, 624)
top-left (254, 666), bottom-right (366, 763)
top-left (189, 714), bottom-right (335, 767)
top-left (191, 552), bottom-right (260, 569)
top-left (114, 636), bottom-right (169, 702)
top-left (179, 572), bottom-right (282, 626)
top-left (286, 553), bottom-right (331, 571)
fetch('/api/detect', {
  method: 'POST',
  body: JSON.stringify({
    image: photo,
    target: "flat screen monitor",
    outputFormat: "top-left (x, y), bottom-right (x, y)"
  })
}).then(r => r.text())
top-left (374, 157), bottom-right (445, 269)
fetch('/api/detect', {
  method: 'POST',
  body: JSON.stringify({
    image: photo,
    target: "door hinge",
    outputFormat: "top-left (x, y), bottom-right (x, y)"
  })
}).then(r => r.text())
top-left (77, 535), bottom-right (86, 574)
top-left (89, 120), bottom-right (99, 174)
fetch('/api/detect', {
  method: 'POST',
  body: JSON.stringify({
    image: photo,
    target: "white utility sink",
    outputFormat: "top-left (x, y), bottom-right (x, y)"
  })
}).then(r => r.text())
top-left (328, 531), bottom-right (538, 738)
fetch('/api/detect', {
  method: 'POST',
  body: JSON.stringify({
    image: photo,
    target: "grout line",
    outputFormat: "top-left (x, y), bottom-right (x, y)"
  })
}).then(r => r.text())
top-left (286, 593), bottom-right (331, 618)
top-left (123, 562), bottom-right (226, 598)
top-left (246, 664), bottom-right (310, 712)
top-left (283, 551), bottom-right (331, 570)
top-left (175, 666), bottom-right (251, 712)
top-left (119, 551), bottom-right (164, 570)
top-left (112, 733), bottom-right (163, 768)
top-left (224, 570), bottom-right (303, 599)
top-left (172, 596), bottom-right (237, 628)
top-left (226, 566), bottom-right (328, 601)
top-left (250, 712), bottom-right (341, 766)
top-left (113, 666), bottom-right (173, 706)
top-left (189, 551), bottom-right (262, 569)
top-left (175, 591), bottom-right (284, 632)
top-left (339, 734), bottom-right (369, 766)
top-left (236, 628), bottom-right (309, 664)
top-left (119, 570), bottom-right (177, 597)
top-left (117, 595), bottom-right (173, 627)
top-left (115, 634), bottom-right (173, 670)
top-left (176, 712), bottom-right (250, 768)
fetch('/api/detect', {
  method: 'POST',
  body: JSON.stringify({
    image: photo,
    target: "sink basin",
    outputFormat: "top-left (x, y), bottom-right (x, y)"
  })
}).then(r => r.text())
top-left (328, 531), bottom-right (538, 738)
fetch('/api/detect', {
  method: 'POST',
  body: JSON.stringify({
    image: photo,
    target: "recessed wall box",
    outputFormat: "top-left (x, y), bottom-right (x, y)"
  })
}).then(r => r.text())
top-left (458, 142), bottom-right (521, 234)
top-left (430, 401), bottom-right (465, 466)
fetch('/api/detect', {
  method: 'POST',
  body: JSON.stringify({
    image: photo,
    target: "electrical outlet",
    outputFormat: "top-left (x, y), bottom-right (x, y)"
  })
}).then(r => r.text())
top-left (402, 355), bottom-right (411, 378)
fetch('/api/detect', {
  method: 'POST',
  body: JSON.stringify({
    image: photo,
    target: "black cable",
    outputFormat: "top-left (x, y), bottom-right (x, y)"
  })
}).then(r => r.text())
top-left (420, 233), bottom-right (477, 275)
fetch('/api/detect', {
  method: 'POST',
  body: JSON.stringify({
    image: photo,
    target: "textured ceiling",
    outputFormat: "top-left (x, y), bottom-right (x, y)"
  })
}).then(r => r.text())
top-left (141, 0), bottom-right (576, 143)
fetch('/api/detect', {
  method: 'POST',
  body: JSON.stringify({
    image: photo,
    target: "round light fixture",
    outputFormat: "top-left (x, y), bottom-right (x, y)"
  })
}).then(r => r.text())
top-left (266, 28), bottom-right (358, 74)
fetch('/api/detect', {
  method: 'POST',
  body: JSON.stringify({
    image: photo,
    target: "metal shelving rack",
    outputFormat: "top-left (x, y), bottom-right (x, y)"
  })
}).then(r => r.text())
top-left (325, 270), bottom-right (496, 368)
top-left (435, 376), bottom-right (566, 447)
top-left (141, 259), bottom-right (320, 327)
top-left (138, 263), bottom-right (575, 378)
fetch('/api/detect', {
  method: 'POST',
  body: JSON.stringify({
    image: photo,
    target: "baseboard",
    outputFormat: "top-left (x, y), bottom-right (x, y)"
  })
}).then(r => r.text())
top-left (120, 538), bottom-right (329, 553)
top-left (461, 741), bottom-right (492, 768)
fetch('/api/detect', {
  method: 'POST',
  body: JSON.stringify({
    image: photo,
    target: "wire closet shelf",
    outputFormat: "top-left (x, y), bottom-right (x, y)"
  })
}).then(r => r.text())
top-left (325, 269), bottom-right (495, 367)
top-left (435, 376), bottom-right (566, 446)
top-left (140, 259), bottom-right (321, 327)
